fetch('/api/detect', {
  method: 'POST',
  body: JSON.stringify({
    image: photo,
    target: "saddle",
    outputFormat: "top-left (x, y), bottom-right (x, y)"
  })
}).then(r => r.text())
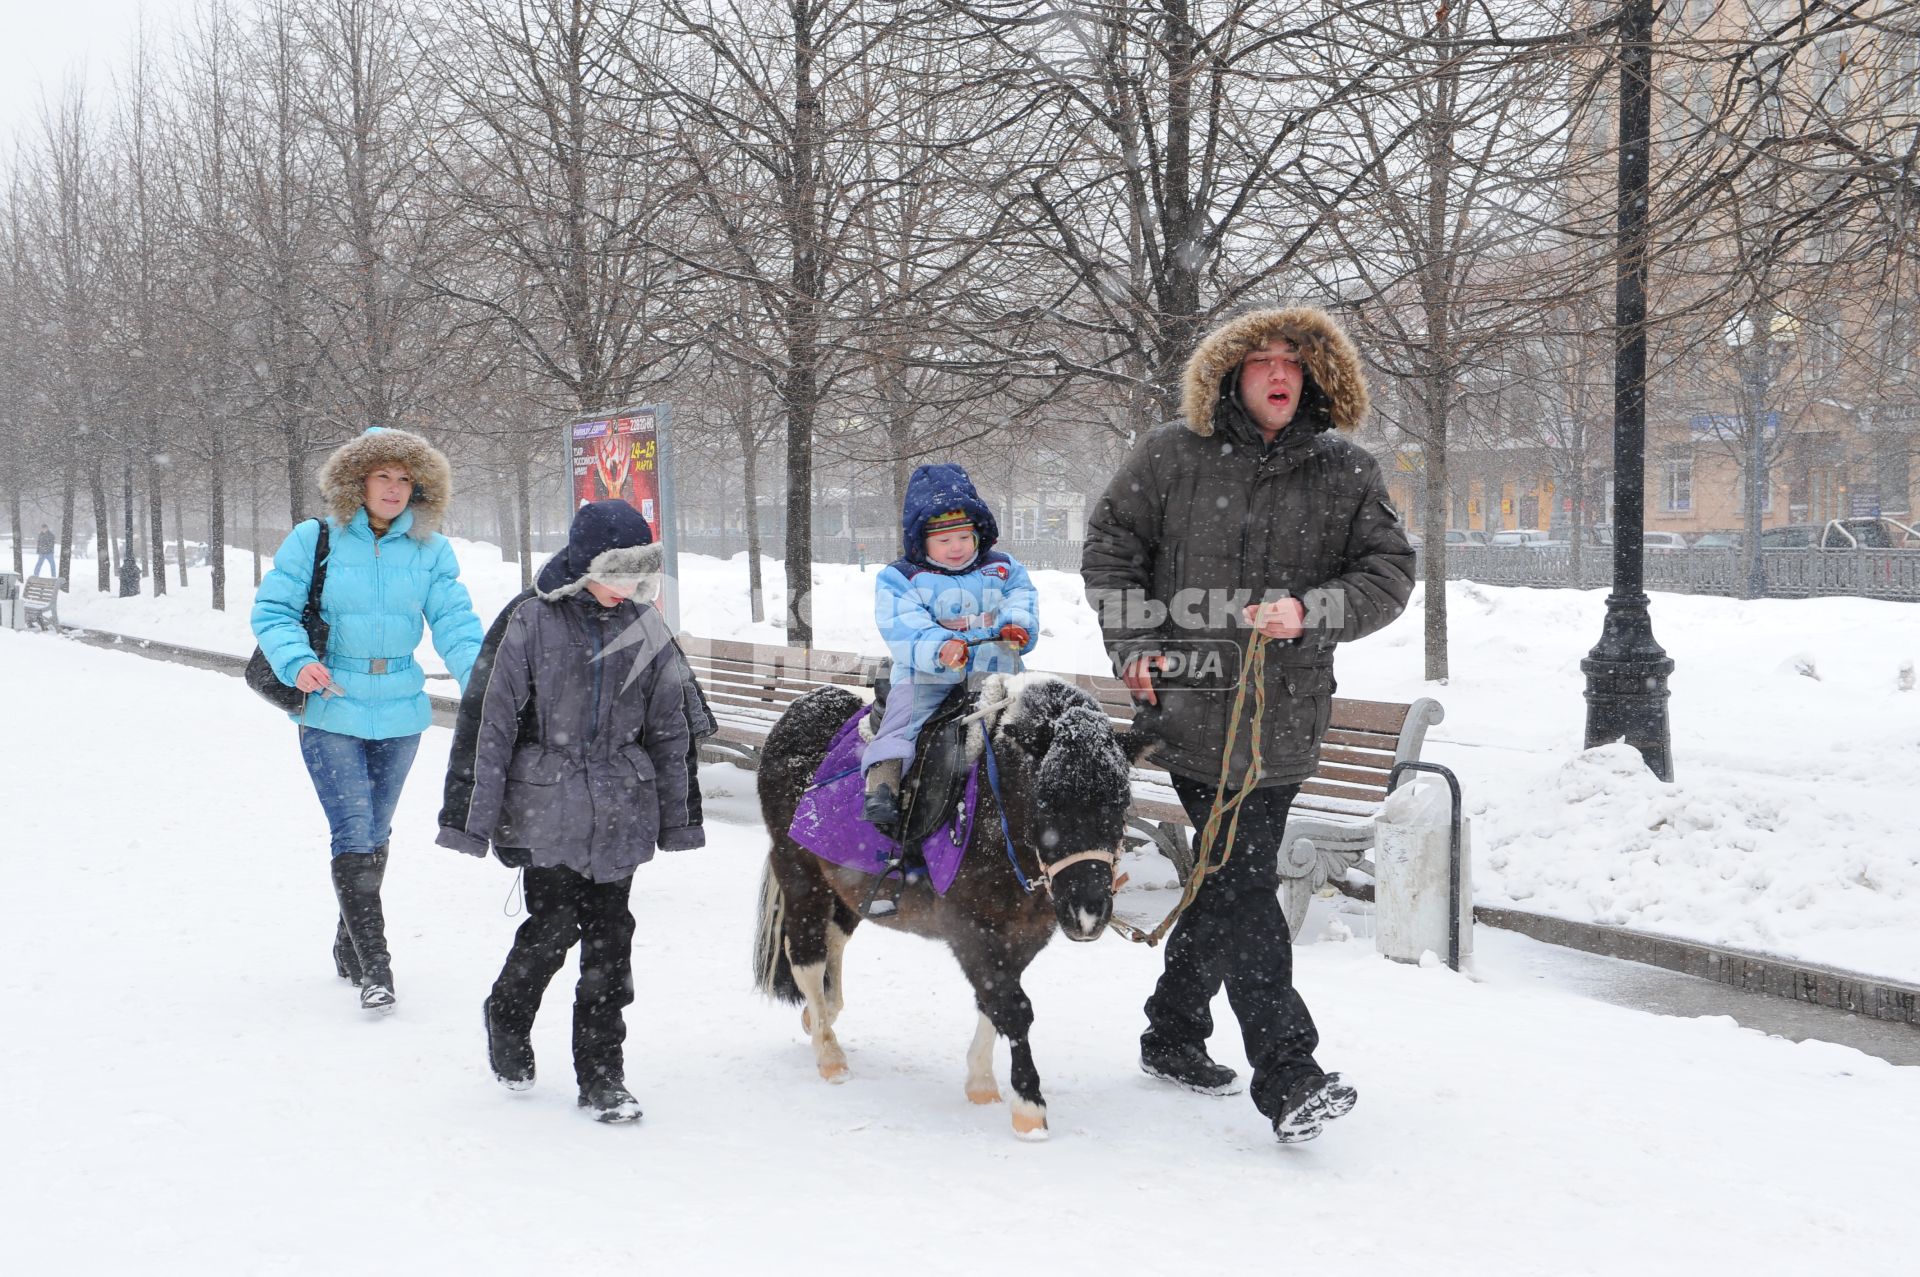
top-left (867, 676), bottom-right (977, 854)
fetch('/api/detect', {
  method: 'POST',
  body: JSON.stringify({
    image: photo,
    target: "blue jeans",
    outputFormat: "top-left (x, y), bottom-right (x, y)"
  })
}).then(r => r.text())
top-left (298, 727), bottom-right (423, 857)
top-left (33, 553), bottom-right (56, 577)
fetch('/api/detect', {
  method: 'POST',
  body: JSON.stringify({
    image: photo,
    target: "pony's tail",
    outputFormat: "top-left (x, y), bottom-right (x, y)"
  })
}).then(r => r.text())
top-left (752, 858), bottom-right (801, 1004)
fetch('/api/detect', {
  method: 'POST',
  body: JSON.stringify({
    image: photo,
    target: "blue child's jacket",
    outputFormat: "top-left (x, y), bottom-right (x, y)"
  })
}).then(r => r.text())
top-left (874, 464), bottom-right (1038, 684)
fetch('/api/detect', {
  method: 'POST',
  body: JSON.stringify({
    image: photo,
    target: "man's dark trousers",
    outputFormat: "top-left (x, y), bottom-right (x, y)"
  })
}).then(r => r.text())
top-left (490, 864), bottom-right (636, 1088)
top-left (1143, 777), bottom-right (1321, 1116)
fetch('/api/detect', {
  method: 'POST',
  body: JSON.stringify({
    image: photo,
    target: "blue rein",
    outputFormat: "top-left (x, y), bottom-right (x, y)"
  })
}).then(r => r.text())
top-left (980, 729), bottom-right (1034, 894)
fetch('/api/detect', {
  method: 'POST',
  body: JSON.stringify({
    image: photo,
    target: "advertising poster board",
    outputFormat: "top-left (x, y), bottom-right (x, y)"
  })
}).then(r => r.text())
top-left (566, 405), bottom-right (679, 628)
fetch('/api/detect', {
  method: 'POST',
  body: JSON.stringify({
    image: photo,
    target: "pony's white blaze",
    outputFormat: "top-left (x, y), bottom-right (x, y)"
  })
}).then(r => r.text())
top-left (789, 959), bottom-right (848, 1083)
top-left (1072, 906), bottom-right (1104, 938)
top-left (965, 1012), bottom-right (1000, 1104)
top-left (1010, 1098), bottom-right (1048, 1140)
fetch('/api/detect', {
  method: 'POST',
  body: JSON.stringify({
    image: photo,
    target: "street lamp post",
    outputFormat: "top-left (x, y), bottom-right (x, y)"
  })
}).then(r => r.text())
top-left (1581, 0), bottom-right (1675, 781)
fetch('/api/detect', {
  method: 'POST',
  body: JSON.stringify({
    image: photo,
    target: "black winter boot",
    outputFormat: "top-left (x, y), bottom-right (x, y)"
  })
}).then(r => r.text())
top-left (331, 847), bottom-right (395, 1013)
top-left (1140, 1036), bottom-right (1244, 1096)
top-left (578, 1074), bottom-right (642, 1124)
top-left (484, 997), bottom-right (535, 1090)
top-left (332, 915), bottom-right (362, 985)
top-left (1271, 1071), bottom-right (1358, 1144)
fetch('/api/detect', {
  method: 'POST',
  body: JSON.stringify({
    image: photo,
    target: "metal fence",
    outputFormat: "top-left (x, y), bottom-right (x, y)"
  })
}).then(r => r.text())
top-left (1436, 546), bottom-right (1920, 601)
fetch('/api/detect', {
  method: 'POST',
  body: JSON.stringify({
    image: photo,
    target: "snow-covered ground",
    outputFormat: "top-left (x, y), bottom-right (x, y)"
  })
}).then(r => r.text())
top-left (44, 542), bottom-right (1920, 982)
top-left (2, 630), bottom-right (1917, 1274)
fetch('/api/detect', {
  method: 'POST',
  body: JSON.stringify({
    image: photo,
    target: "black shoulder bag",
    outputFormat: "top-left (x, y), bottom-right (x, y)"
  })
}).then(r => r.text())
top-left (245, 520), bottom-right (332, 713)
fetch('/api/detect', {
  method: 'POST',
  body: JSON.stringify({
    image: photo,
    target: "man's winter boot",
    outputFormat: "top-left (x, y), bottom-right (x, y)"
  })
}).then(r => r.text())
top-left (1140, 1037), bottom-right (1244, 1096)
top-left (861, 760), bottom-right (902, 833)
top-left (331, 846), bottom-right (395, 1013)
top-left (1271, 1071), bottom-right (1358, 1144)
top-left (578, 1074), bottom-right (643, 1124)
top-left (484, 997), bottom-right (535, 1090)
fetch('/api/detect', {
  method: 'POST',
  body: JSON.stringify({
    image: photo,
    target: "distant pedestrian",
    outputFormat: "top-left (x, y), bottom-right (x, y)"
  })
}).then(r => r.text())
top-left (438, 500), bottom-right (703, 1124)
top-left (251, 427), bottom-right (485, 1014)
top-left (32, 525), bottom-right (56, 578)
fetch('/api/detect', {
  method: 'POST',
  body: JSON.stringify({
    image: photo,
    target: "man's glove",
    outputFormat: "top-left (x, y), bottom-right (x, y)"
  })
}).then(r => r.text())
top-left (938, 638), bottom-right (968, 669)
top-left (997, 624), bottom-right (1030, 647)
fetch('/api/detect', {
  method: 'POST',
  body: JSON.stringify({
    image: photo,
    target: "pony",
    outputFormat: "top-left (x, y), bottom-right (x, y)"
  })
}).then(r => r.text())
top-left (752, 672), bottom-right (1149, 1140)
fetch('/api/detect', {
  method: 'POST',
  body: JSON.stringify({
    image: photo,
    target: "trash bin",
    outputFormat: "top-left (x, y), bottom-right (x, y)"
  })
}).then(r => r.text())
top-left (0, 572), bottom-right (22, 630)
top-left (1373, 776), bottom-right (1472, 966)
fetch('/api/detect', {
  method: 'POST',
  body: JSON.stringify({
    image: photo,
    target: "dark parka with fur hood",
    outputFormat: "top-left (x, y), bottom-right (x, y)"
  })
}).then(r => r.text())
top-left (1081, 307), bottom-right (1414, 788)
top-left (436, 501), bottom-right (703, 881)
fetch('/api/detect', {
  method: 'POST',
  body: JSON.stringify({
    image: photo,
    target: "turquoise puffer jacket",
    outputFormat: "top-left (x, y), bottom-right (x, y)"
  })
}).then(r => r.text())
top-left (251, 507), bottom-right (484, 739)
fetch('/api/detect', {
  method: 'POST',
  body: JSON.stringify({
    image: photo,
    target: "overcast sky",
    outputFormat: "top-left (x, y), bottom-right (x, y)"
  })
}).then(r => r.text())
top-left (1, 0), bottom-right (200, 139)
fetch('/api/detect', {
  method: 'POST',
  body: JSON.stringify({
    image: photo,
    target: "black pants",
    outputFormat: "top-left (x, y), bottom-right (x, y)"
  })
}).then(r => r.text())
top-left (1143, 777), bottom-right (1321, 1117)
top-left (489, 865), bottom-right (636, 1089)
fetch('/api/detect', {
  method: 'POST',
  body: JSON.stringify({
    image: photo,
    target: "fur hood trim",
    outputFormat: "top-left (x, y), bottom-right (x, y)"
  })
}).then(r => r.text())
top-left (318, 427), bottom-right (453, 539)
top-left (1180, 306), bottom-right (1370, 436)
top-left (536, 542), bottom-right (666, 604)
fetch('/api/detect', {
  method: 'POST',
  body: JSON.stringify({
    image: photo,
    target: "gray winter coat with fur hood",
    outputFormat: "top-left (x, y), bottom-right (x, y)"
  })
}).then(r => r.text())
top-left (436, 537), bottom-right (702, 881)
top-left (1081, 307), bottom-right (1414, 788)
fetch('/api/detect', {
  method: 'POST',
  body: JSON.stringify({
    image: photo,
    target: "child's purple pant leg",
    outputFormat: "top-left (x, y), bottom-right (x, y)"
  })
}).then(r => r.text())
top-left (861, 678), bottom-right (943, 774)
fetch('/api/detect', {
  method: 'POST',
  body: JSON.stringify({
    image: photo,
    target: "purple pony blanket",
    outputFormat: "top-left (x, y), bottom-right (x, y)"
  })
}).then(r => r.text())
top-left (787, 710), bottom-right (980, 896)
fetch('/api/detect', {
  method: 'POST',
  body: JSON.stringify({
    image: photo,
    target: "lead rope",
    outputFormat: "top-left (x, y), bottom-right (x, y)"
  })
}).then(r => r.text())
top-left (502, 866), bottom-right (525, 918)
top-left (1108, 631), bottom-right (1269, 947)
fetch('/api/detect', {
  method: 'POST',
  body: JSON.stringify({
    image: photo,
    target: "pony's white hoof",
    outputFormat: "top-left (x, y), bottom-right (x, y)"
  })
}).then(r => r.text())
top-left (819, 1060), bottom-right (850, 1084)
top-left (966, 1084), bottom-right (1003, 1106)
top-left (1010, 1100), bottom-right (1048, 1140)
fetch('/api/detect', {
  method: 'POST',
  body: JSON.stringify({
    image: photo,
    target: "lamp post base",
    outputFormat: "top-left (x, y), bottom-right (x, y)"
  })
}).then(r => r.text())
top-left (1580, 591), bottom-right (1675, 781)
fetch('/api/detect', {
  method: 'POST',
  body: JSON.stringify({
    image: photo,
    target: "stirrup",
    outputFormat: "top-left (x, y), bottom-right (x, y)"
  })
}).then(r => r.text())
top-left (860, 853), bottom-right (924, 919)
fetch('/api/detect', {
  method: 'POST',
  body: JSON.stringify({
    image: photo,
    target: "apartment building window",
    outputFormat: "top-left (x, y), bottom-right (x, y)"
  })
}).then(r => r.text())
top-left (1804, 314), bottom-right (1842, 378)
top-left (1814, 37), bottom-right (1852, 112)
top-left (1888, 307), bottom-right (1916, 381)
top-left (1664, 452), bottom-right (1694, 512)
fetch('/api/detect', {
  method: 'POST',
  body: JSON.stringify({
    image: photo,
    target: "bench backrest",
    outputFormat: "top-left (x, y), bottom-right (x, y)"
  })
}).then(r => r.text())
top-left (23, 577), bottom-right (59, 605)
top-left (679, 636), bottom-right (887, 732)
top-left (677, 634), bottom-right (1441, 827)
top-left (1065, 671), bottom-right (1440, 824)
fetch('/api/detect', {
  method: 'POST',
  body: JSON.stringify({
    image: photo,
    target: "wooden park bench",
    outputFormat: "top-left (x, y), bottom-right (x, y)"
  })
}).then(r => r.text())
top-left (1067, 672), bottom-right (1445, 931)
top-left (22, 576), bottom-right (61, 632)
top-left (678, 635), bottom-right (1444, 936)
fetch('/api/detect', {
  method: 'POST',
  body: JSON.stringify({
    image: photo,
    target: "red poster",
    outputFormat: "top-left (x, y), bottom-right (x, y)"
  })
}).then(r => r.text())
top-left (570, 411), bottom-right (661, 541)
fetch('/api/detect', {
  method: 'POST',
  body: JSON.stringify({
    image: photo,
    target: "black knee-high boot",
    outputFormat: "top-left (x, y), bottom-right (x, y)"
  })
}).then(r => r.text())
top-left (330, 842), bottom-right (388, 985)
top-left (331, 846), bottom-right (394, 1011)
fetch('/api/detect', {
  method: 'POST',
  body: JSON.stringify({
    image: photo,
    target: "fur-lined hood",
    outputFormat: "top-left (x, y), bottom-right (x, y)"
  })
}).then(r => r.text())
top-left (1179, 306), bottom-right (1370, 437)
top-left (318, 427), bottom-right (453, 539)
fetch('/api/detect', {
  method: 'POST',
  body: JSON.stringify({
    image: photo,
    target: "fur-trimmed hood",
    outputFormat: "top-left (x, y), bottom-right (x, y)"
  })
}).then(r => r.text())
top-left (1179, 306), bottom-right (1370, 437)
top-left (536, 499), bottom-right (665, 603)
top-left (318, 427), bottom-right (454, 539)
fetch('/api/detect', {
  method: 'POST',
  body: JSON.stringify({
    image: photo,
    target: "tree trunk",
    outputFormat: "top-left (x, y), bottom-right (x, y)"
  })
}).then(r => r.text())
top-left (173, 482), bottom-right (188, 589)
top-left (209, 446), bottom-right (227, 611)
top-left (90, 457), bottom-right (112, 594)
top-left (7, 489), bottom-right (20, 577)
top-left (146, 451), bottom-right (168, 596)
top-left (515, 455), bottom-right (534, 590)
top-left (1422, 372), bottom-right (1451, 683)
top-left (59, 455), bottom-right (78, 591)
top-left (250, 458), bottom-right (263, 588)
top-left (742, 431), bottom-right (765, 625)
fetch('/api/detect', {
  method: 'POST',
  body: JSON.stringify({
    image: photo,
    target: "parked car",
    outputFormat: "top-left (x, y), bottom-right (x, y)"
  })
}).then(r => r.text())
top-left (1643, 531), bottom-right (1690, 552)
top-left (1690, 531), bottom-right (1742, 550)
top-left (1489, 529), bottom-right (1553, 548)
top-left (1445, 529), bottom-right (1490, 547)
top-left (1760, 518), bottom-right (1919, 550)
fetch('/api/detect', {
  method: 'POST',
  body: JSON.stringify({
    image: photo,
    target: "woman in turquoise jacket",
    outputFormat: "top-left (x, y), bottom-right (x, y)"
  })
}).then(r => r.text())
top-left (252, 427), bottom-right (483, 1014)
